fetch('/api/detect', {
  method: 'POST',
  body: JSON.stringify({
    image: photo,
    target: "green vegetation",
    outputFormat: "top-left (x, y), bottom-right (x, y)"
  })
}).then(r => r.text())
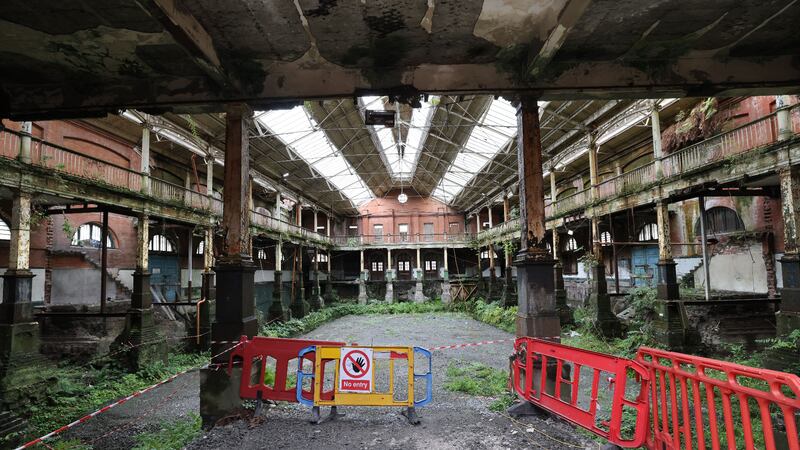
top-left (452, 299), bottom-right (517, 333)
top-left (18, 353), bottom-right (207, 447)
top-left (260, 301), bottom-right (447, 337)
top-left (132, 413), bottom-right (202, 450)
top-left (444, 361), bottom-right (508, 397)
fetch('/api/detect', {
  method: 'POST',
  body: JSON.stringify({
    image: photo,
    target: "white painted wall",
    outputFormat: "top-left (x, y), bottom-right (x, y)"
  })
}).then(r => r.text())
top-left (694, 244), bottom-right (768, 293)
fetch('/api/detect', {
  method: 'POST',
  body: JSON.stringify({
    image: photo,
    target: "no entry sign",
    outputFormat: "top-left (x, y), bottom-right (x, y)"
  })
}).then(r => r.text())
top-left (339, 347), bottom-right (373, 393)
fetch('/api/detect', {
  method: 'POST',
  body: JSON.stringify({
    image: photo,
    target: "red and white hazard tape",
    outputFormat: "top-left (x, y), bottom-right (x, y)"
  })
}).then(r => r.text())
top-left (15, 369), bottom-right (192, 449)
top-left (16, 342), bottom-right (242, 450)
top-left (430, 338), bottom-right (515, 352)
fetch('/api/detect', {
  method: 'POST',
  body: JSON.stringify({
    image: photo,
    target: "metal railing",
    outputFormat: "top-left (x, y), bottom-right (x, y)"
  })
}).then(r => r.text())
top-left (550, 105), bottom-right (798, 217)
top-left (476, 218), bottom-right (520, 242)
top-left (251, 209), bottom-right (331, 244)
top-left (0, 128), bottom-right (212, 212)
top-left (331, 232), bottom-right (474, 247)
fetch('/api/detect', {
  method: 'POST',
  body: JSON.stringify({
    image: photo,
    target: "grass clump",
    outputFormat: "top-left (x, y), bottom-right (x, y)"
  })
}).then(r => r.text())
top-left (444, 361), bottom-right (508, 397)
top-left (132, 413), bottom-right (201, 450)
top-left (24, 353), bottom-right (208, 441)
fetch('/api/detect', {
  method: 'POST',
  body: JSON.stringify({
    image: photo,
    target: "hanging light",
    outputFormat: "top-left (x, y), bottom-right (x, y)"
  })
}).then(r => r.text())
top-left (398, 183), bottom-right (408, 204)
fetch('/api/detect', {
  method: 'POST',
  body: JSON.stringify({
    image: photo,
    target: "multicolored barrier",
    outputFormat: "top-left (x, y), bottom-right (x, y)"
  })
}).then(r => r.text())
top-left (228, 336), bottom-right (345, 406)
top-left (297, 345), bottom-right (432, 424)
top-left (512, 337), bottom-right (800, 450)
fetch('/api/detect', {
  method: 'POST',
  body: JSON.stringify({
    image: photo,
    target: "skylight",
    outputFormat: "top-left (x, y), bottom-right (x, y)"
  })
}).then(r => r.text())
top-left (257, 106), bottom-right (373, 206)
top-left (432, 98), bottom-right (517, 203)
top-left (362, 96), bottom-right (437, 181)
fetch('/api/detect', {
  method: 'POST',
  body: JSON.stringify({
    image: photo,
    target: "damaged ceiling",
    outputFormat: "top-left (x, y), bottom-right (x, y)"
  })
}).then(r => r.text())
top-left (1, 0), bottom-right (799, 119)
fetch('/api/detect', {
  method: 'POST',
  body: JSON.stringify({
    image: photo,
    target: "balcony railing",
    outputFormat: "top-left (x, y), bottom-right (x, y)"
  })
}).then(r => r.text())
top-left (0, 128), bottom-right (212, 212)
top-left (251, 209), bottom-right (331, 244)
top-left (331, 232), bottom-right (474, 247)
top-left (549, 105), bottom-right (799, 217)
top-left (476, 218), bottom-right (520, 242)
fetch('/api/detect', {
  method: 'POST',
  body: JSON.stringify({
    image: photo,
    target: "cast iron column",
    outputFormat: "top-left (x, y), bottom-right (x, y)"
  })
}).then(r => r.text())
top-left (0, 189), bottom-right (40, 396)
top-left (654, 200), bottom-right (686, 348)
top-left (201, 104), bottom-right (257, 428)
top-left (550, 170), bottom-right (572, 324)
top-left (441, 246), bottom-right (452, 304)
top-left (120, 212), bottom-right (166, 368)
top-left (358, 249), bottom-right (368, 304)
top-left (587, 132), bottom-right (619, 337)
top-left (268, 238), bottom-right (288, 321)
top-left (514, 97), bottom-right (560, 340)
top-left (767, 166), bottom-right (800, 369)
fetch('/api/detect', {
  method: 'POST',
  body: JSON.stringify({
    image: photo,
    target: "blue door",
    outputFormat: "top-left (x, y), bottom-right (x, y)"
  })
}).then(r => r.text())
top-left (150, 254), bottom-right (180, 301)
top-left (631, 246), bottom-right (659, 287)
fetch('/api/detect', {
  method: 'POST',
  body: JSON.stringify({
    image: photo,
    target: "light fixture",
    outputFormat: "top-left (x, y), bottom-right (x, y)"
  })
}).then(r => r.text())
top-left (567, 229), bottom-right (574, 236)
top-left (398, 184), bottom-right (408, 204)
top-left (283, 172), bottom-right (289, 178)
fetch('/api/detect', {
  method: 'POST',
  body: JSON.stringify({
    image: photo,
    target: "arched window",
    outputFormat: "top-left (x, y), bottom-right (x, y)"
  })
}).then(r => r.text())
top-left (694, 206), bottom-right (745, 236)
top-left (149, 234), bottom-right (175, 253)
top-left (563, 237), bottom-right (578, 252)
top-left (195, 240), bottom-right (205, 255)
top-left (638, 223), bottom-right (658, 242)
top-left (314, 253), bottom-right (329, 263)
top-left (256, 248), bottom-right (268, 260)
top-left (0, 220), bottom-right (10, 240)
top-left (72, 223), bottom-right (115, 248)
top-left (600, 231), bottom-right (612, 245)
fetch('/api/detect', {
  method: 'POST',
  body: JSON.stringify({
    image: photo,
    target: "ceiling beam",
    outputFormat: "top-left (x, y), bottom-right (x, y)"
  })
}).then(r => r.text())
top-left (136, 0), bottom-right (232, 89)
top-left (528, 0), bottom-right (593, 77)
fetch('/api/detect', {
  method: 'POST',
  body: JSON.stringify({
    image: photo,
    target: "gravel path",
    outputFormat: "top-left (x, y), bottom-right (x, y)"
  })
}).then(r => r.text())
top-left (189, 312), bottom-right (593, 450)
top-left (58, 312), bottom-right (594, 450)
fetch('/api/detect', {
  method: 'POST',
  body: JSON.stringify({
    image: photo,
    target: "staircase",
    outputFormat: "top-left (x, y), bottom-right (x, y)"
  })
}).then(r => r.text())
top-left (675, 257), bottom-right (703, 286)
top-left (50, 249), bottom-right (133, 300)
top-left (0, 410), bottom-right (26, 445)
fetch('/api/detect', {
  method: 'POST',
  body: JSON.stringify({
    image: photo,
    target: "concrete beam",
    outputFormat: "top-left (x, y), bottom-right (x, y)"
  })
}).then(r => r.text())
top-left (528, 0), bottom-right (593, 78)
top-left (136, 0), bottom-right (231, 89)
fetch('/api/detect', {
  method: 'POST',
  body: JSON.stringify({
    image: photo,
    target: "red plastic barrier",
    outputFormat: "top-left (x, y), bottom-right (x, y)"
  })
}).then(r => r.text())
top-left (512, 337), bottom-right (650, 448)
top-left (228, 336), bottom-right (344, 403)
top-left (636, 347), bottom-right (800, 450)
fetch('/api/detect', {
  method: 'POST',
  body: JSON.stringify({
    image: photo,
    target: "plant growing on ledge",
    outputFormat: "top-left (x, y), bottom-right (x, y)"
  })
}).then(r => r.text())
top-left (501, 239), bottom-right (518, 257)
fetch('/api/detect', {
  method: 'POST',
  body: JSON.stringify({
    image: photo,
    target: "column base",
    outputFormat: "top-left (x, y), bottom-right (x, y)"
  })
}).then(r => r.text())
top-left (357, 280), bottom-right (368, 305)
top-left (0, 321), bottom-right (51, 413)
top-left (310, 284), bottom-right (324, 311)
top-left (441, 281), bottom-right (452, 304)
top-left (652, 300), bottom-right (696, 351)
top-left (385, 281), bottom-right (394, 303)
top-left (0, 270), bottom-right (34, 324)
top-left (588, 264), bottom-right (621, 338)
top-left (553, 265), bottom-right (574, 326)
top-left (200, 366), bottom-right (243, 429)
top-left (324, 280), bottom-right (334, 303)
top-left (500, 272), bottom-right (515, 308)
top-left (656, 260), bottom-right (680, 300)
top-left (413, 281), bottom-right (425, 303)
top-left (268, 272), bottom-right (289, 322)
top-left (116, 308), bottom-right (168, 370)
top-left (514, 251), bottom-right (560, 339)
top-left (211, 259), bottom-right (258, 360)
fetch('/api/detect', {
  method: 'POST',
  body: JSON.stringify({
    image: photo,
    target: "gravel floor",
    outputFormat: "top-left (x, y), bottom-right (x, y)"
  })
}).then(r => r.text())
top-left (62, 312), bottom-right (595, 449)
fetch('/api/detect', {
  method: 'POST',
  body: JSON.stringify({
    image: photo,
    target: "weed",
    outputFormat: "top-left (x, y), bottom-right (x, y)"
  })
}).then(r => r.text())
top-left (24, 353), bottom-right (208, 440)
top-left (444, 361), bottom-right (508, 397)
top-left (132, 413), bottom-right (201, 450)
top-left (489, 392), bottom-right (516, 412)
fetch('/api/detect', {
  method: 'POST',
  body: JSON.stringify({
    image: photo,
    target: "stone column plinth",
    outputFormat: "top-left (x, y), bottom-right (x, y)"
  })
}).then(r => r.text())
top-left (514, 252), bottom-right (560, 340)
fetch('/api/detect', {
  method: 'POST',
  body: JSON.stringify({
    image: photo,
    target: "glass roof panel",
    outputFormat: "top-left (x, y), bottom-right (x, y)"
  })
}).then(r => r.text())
top-left (257, 106), bottom-right (374, 206)
top-left (432, 98), bottom-right (517, 203)
top-left (362, 96), bottom-right (437, 181)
